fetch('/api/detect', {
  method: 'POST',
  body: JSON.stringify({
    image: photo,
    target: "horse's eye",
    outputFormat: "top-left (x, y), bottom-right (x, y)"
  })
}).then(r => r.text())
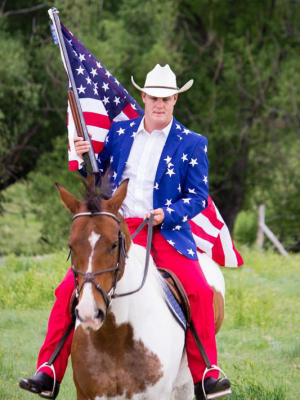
top-left (110, 241), bottom-right (118, 253)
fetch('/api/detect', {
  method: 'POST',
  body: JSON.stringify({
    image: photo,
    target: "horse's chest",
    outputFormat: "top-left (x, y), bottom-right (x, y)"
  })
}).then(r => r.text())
top-left (71, 316), bottom-right (163, 399)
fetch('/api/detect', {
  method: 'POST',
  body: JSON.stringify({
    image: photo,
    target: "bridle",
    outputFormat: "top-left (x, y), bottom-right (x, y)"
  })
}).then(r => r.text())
top-left (69, 211), bottom-right (154, 310)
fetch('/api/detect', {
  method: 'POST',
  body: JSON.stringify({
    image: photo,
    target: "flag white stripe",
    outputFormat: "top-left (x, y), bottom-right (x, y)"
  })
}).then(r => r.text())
top-left (191, 213), bottom-right (220, 238)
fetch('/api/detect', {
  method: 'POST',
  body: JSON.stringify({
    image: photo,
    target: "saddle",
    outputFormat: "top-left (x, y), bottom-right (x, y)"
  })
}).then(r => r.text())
top-left (158, 267), bottom-right (191, 328)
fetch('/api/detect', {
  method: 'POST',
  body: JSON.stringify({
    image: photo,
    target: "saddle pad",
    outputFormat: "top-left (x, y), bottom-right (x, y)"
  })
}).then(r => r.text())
top-left (162, 275), bottom-right (187, 331)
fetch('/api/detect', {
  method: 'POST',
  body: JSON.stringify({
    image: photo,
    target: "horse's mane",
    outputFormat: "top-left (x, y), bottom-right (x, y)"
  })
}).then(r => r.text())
top-left (82, 172), bottom-right (112, 213)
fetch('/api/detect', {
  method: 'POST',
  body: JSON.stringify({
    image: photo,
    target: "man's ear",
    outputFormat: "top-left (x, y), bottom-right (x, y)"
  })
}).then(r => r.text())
top-left (141, 92), bottom-right (146, 104)
top-left (174, 94), bottom-right (178, 104)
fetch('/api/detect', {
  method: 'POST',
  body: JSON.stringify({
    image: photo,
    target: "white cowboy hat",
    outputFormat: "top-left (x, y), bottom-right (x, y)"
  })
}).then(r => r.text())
top-left (131, 64), bottom-right (193, 98)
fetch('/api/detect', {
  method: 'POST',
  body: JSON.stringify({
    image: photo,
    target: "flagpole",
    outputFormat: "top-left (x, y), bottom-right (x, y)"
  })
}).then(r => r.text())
top-left (48, 7), bottom-right (99, 175)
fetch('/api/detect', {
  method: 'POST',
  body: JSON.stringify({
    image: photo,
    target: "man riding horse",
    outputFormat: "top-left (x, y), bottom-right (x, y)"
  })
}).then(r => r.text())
top-left (20, 64), bottom-right (231, 400)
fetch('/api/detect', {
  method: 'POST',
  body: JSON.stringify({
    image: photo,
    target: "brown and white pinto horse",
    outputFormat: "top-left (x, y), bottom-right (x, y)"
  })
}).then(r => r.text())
top-left (56, 179), bottom-right (225, 400)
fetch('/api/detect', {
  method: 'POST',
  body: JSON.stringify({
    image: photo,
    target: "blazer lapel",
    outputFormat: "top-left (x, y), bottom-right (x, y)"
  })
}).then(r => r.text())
top-left (154, 118), bottom-right (183, 185)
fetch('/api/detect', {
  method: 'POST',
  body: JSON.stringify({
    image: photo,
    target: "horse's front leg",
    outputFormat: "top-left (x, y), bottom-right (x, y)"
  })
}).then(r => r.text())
top-left (73, 373), bottom-right (88, 400)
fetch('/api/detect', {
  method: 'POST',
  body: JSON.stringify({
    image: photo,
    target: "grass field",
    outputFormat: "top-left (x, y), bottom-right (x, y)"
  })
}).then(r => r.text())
top-left (0, 248), bottom-right (299, 399)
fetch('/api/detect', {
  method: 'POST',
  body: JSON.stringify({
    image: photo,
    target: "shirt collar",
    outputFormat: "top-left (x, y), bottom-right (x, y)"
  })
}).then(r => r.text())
top-left (133, 117), bottom-right (173, 138)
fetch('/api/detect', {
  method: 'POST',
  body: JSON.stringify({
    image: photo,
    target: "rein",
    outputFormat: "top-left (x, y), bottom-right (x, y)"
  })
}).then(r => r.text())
top-left (70, 212), bottom-right (154, 308)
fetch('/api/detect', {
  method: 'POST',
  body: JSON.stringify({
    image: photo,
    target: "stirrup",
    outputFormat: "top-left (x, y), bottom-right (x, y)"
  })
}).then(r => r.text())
top-left (202, 366), bottom-right (232, 400)
top-left (35, 362), bottom-right (57, 398)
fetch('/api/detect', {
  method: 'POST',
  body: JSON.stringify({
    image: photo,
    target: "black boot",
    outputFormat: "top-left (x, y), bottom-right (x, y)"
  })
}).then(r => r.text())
top-left (19, 372), bottom-right (60, 399)
top-left (195, 377), bottom-right (231, 399)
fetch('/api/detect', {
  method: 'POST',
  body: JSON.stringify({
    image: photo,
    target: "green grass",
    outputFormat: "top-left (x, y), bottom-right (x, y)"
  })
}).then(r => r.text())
top-left (0, 249), bottom-right (299, 399)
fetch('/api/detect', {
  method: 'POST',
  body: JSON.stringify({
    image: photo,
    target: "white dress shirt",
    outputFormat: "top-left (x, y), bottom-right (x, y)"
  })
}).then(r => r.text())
top-left (121, 117), bottom-right (173, 218)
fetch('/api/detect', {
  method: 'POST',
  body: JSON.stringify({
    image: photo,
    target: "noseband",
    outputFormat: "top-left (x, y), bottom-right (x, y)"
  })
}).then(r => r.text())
top-left (69, 212), bottom-right (153, 310)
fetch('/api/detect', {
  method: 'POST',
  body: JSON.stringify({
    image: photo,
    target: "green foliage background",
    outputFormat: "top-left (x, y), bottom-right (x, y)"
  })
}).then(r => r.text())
top-left (0, 0), bottom-right (299, 253)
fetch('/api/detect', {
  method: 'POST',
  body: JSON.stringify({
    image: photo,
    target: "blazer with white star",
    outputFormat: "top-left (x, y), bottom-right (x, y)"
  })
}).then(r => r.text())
top-left (95, 116), bottom-right (209, 260)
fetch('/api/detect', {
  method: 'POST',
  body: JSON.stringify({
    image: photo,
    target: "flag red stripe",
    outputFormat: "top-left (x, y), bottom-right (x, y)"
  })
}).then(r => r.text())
top-left (91, 140), bottom-right (104, 154)
top-left (189, 220), bottom-right (217, 244)
top-left (202, 196), bottom-right (224, 230)
top-left (123, 104), bottom-right (140, 119)
top-left (69, 160), bottom-right (79, 171)
top-left (211, 234), bottom-right (225, 266)
top-left (231, 237), bottom-right (243, 266)
top-left (83, 112), bottom-right (111, 129)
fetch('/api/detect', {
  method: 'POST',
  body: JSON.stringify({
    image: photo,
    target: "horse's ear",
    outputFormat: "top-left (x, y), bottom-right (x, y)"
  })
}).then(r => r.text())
top-left (106, 179), bottom-right (129, 213)
top-left (55, 182), bottom-right (81, 214)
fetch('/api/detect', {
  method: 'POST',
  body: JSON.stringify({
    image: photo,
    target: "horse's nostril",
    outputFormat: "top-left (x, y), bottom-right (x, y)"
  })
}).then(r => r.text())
top-left (95, 309), bottom-right (105, 322)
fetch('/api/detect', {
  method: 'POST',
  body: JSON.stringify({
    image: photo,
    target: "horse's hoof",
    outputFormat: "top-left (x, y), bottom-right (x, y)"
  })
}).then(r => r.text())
top-left (195, 377), bottom-right (231, 399)
top-left (19, 372), bottom-right (60, 399)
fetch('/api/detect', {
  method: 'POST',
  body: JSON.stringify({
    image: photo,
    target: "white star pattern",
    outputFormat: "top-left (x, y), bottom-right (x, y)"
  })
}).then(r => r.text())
top-left (115, 78), bottom-right (120, 86)
top-left (102, 96), bottom-right (109, 105)
top-left (167, 240), bottom-right (175, 246)
top-left (76, 66), bottom-right (84, 75)
top-left (181, 153), bottom-right (188, 162)
top-left (189, 158), bottom-right (198, 167)
top-left (166, 207), bottom-right (175, 214)
top-left (166, 168), bottom-right (175, 177)
top-left (174, 225), bottom-right (182, 230)
top-left (204, 145), bottom-right (208, 153)
top-left (90, 68), bottom-right (98, 77)
top-left (187, 249), bottom-right (195, 256)
top-left (117, 127), bottom-right (125, 135)
top-left (78, 53), bottom-right (85, 62)
top-left (68, 39), bottom-right (72, 45)
top-left (178, 135), bottom-right (183, 140)
top-left (93, 87), bottom-right (98, 95)
top-left (131, 103), bottom-right (137, 110)
top-left (113, 96), bottom-right (121, 105)
top-left (130, 122), bottom-right (136, 127)
top-left (73, 50), bottom-right (78, 57)
top-left (176, 124), bottom-right (181, 130)
top-left (86, 77), bottom-right (92, 85)
top-left (168, 162), bottom-right (174, 168)
top-left (183, 129), bottom-right (190, 135)
top-left (112, 171), bottom-right (117, 180)
top-left (110, 156), bottom-right (114, 163)
top-left (154, 183), bottom-right (159, 190)
top-left (182, 215), bottom-right (188, 223)
top-left (164, 156), bottom-right (172, 164)
top-left (96, 61), bottom-right (102, 69)
top-left (202, 200), bottom-right (206, 208)
top-left (182, 198), bottom-right (191, 204)
top-left (203, 175), bottom-right (208, 184)
top-left (165, 199), bottom-right (172, 206)
top-left (105, 136), bottom-right (109, 143)
top-left (77, 85), bottom-right (86, 94)
top-left (93, 82), bottom-right (98, 89)
top-left (105, 70), bottom-right (112, 78)
top-left (188, 188), bottom-right (196, 194)
top-left (102, 82), bottom-right (109, 92)
top-left (178, 184), bottom-right (181, 192)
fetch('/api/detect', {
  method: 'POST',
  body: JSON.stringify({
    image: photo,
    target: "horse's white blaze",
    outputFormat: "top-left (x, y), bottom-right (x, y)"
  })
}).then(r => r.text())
top-left (76, 231), bottom-right (100, 326)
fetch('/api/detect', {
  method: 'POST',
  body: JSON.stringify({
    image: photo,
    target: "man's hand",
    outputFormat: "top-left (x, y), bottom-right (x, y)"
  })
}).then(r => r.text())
top-left (74, 135), bottom-right (91, 159)
top-left (145, 208), bottom-right (165, 226)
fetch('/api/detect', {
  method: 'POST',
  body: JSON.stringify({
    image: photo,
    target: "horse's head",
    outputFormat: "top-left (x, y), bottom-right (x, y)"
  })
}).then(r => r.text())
top-left (56, 178), bottom-right (131, 331)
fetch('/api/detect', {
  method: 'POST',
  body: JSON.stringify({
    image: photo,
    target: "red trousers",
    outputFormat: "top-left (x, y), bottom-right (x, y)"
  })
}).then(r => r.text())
top-left (37, 218), bottom-right (218, 383)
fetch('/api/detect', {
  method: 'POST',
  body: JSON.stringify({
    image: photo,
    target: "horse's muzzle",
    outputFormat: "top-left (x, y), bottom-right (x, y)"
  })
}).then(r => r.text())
top-left (75, 307), bottom-right (106, 331)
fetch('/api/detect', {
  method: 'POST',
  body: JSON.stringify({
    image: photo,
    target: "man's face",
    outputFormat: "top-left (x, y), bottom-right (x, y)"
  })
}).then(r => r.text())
top-left (142, 93), bottom-right (178, 130)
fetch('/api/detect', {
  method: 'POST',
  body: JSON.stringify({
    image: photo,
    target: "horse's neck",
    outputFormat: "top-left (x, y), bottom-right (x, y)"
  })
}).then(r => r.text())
top-left (110, 244), bottom-right (165, 324)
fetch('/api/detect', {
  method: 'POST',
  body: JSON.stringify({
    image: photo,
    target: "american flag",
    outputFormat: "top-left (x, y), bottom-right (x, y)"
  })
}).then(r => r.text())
top-left (55, 24), bottom-right (243, 267)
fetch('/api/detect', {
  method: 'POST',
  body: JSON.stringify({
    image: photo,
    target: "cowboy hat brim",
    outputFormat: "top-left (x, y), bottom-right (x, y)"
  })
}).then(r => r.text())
top-left (131, 76), bottom-right (193, 97)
